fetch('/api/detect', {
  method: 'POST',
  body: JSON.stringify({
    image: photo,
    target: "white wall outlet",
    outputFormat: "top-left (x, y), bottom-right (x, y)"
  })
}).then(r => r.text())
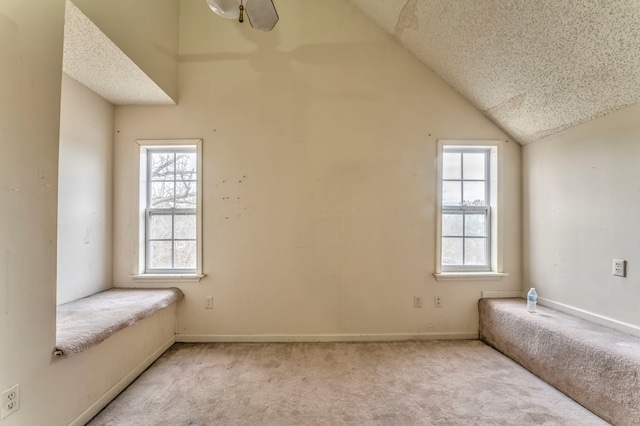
top-left (413, 296), bottom-right (422, 308)
top-left (434, 296), bottom-right (443, 308)
top-left (205, 296), bottom-right (214, 309)
top-left (613, 259), bottom-right (626, 277)
top-left (1, 384), bottom-right (20, 420)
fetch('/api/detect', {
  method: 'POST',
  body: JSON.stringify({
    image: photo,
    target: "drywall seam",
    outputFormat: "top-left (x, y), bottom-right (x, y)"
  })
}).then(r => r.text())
top-left (394, 0), bottom-right (418, 37)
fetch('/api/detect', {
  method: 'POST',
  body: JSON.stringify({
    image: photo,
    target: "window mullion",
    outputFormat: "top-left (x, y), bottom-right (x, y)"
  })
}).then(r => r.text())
top-left (171, 211), bottom-right (175, 270)
top-left (462, 211), bottom-right (466, 265)
top-left (171, 152), bottom-right (177, 270)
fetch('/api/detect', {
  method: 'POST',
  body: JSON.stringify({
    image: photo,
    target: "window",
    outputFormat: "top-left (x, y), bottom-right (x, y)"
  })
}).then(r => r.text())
top-left (435, 140), bottom-right (506, 280)
top-left (134, 139), bottom-right (203, 281)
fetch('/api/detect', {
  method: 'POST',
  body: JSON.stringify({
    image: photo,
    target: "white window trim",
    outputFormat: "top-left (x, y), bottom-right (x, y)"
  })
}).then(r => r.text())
top-left (434, 139), bottom-right (507, 282)
top-left (131, 139), bottom-right (204, 283)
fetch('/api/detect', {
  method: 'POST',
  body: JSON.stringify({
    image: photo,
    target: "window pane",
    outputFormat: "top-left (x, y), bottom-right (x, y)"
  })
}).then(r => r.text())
top-left (150, 152), bottom-right (175, 181)
top-left (442, 213), bottom-right (463, 236)
top-left (175, 182), bottom-right (197, 208)
top-left (442, 181), bottom-right (461, 206)
top-left (442, 152), bottom-right (461, 179)
top-left (144, 144), bottom-right (200, 274)
top-left (175, 153), bottom-right (197, 181)
top-left (149, 214), bottom-right (172, 239)
top-left (465, 238), bottom-right (487, 265)
top-left (465, 213), bottom-right (486, 237)
top-left (463, 181), bottom-right (485, 206)
top-left (463, 153), bottom-right (485, 180)
top-left (442, 237), bottom-right (463, 265)
top-left (151, 181), bottom-right (175, 208)
top-left (175, 241), bottom-right (197, 269)
top-left (174, 214), bottom-right (196, 239)
top-left (149, 241), bottom-right (172, 269)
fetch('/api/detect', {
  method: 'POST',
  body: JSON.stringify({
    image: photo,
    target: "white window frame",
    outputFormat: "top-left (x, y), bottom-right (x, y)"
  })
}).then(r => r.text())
top-left (132, 139), bottom-right (204, 283)
top-left (434, 140), bottom-right (508, 281)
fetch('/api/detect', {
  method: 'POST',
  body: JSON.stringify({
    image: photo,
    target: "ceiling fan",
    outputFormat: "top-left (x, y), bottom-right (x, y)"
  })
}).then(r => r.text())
top-left (206, 0), bottom-right (279, 31)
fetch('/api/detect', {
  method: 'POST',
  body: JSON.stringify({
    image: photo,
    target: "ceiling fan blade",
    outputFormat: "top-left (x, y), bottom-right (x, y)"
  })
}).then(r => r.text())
top-left (206, 0), bottom-right (241, 19)
top-left (245, 0), bottom-right (279, 31)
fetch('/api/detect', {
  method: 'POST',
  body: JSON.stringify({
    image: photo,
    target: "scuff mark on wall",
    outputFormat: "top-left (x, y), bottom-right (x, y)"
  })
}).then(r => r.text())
top-left (83, 227), bottom-right (92, 244)
top-left (2, 251), bottom-right (8, 315)
top-left (394, 0), bottom-right (419, 38)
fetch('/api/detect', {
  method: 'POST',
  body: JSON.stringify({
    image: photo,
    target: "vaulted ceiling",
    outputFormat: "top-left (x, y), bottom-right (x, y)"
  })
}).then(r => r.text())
top-left (351, 0), bottom-right (640, 144)
top-left (64, 0), bottom-right (640, 145)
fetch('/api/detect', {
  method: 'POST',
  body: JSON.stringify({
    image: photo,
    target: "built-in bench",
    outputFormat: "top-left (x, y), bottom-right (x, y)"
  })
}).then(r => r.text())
top-left (54, 287), bottom-right (184, 357)
top-left (479, 298), bottom-right (640, 426)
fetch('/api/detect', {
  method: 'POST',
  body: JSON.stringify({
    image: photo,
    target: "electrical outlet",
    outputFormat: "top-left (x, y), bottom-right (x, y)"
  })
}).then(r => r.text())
top-left (205, 296), bottom-right (214, 309)
top-left (413, 296), bottom-right (422, 308)
top-left (434, 296), bottom-right (442, 308)
top-left (613, 259), bottom-right (626, 277)
top-left (1, 384), bottom-right (20, 420)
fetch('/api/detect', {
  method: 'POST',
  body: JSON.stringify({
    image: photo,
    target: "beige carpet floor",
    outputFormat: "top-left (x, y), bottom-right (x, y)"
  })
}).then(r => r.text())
top-left (88, 340), bottom-right (608, 425)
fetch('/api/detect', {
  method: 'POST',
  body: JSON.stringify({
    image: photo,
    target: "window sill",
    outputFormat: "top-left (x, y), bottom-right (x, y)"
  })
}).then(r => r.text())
top-left (131, 274), bottom-right (205, 284)
top-left (433, 272), bottom-right (508, 282)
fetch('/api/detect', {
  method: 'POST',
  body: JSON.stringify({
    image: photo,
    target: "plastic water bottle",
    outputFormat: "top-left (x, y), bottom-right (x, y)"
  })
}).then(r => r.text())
top-left (527, 288), bottom-right (538, 313)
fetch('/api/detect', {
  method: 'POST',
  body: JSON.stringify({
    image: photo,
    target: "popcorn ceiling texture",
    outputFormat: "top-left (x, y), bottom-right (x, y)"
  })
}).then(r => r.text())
top-left (351, 0), bottom-right (640, 144)
top-left (62, 1), bottom-right (174, 105)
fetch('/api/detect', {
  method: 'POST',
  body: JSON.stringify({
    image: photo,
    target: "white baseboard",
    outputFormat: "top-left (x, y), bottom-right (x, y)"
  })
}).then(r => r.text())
top-left (67, 335), bottom-right (175, 426)
top-left (176, 332), bottom-right (479, 343)
top-left (538, 297), bottom-right (640, 338)
top-left (481, 290), bottom-right (524, 299)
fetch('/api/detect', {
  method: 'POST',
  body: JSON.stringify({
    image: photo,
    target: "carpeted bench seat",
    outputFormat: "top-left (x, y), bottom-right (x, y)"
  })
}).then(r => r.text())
top-left (54, 288), bottom-right (184, 357)
top-left (479, 298), bottom-right (640, 426)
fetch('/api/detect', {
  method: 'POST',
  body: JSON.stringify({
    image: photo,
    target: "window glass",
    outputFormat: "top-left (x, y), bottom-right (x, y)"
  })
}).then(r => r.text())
top-left (462, 152), bottom-right (485, 180)
top-left (462, 181), bottom-right (485, 206)
top-left (440, 146), bottom-right (491, 272)
top-left (150, 152), bottom-right (175, 180)
top-left (442, 238), bottom-right (463, 265)
top-left (442, 213), bottom-right (463, 236)
top-left (149, 241), bottom-right (173, 269)
top-left (464, 214), bottom-right (486, 237)
top-left (442, 181), bottom-right (462, 206)
top-left (442, 152), bottom-right (461, 179)
top-left (175, 182), bottom-right (197, 208)
top-left (145, 146), bottom-right (198, 273)
top-left (465, 238), bottom-right (487, 265)
top-left (174, 214), bottom-right (196, 240)
top-left (149, 214), bottom-right (172, 239)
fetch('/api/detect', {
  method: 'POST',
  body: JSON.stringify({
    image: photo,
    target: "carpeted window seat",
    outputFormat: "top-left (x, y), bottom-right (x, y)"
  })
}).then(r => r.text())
top-left (54, 288), bottom-right (184, 357)
top-left (479, 298), bottom-right (640, 425)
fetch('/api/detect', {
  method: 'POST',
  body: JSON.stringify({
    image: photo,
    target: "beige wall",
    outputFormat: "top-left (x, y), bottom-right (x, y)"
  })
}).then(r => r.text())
top-left (57, 73), bottom-right (114, 305)
top-left (0, 3), bottom-right (176, 424)
top-left (523, 103), bottom-right (640, 334)
top-left (71, 0), bottom-right (180, 102)
top-left (113, 0), bottom-right (522, 339)
top-left (0, 1), bottom-right (65, 425)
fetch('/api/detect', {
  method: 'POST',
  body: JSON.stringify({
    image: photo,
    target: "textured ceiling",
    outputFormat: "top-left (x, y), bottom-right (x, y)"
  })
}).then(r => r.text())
top-left (63, 1), bottom-right (174, 106)
top-left (351, 0), bottom-right (640, 144)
